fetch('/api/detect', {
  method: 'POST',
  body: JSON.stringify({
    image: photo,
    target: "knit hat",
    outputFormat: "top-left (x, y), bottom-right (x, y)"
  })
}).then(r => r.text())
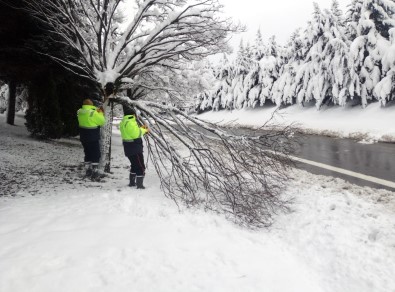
top-left (123, 107), bottom-right (136, 116)
top-left (83, 99), bottom-right (94, 105)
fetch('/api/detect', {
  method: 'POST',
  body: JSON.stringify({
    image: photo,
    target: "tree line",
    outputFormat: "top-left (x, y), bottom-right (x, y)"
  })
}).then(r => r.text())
top-left (196, 0), bottom-right (395, 112)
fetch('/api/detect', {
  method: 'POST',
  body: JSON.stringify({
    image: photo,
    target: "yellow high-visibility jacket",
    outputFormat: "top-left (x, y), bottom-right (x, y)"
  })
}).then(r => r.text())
top-left (77, 105), bottom-right (105, 142)
top-left (120, 114), bottom-right (148, 156)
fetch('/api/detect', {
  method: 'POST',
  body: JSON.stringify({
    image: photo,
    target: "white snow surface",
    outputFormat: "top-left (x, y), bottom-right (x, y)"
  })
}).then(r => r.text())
top-left (198, 102), bottom-right (395, 143)
top-left (1, 113), bottom-right (395, 292)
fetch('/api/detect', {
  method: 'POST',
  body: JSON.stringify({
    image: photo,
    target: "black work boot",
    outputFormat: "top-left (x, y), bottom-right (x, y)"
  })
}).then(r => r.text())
top-left (129, 173), bottom-right (136, 187)
top-left (90, 163), bottom-right (100, 182)
top-left (136, 176), bottom-right (145, 189)
top-left (84, 162), bottom-right (92, 178)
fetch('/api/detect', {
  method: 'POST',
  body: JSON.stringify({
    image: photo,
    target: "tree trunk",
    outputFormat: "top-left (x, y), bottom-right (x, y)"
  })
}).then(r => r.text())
top-left (6, 80), bottom-right (16, 125)
top-left (99, 99), bottom-right (114, 173)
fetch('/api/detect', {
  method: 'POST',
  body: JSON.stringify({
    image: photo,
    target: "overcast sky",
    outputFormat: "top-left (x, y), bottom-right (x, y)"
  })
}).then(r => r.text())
top-left (122, 0), bottom-right (352, 58)
top-left (220, 0), bottom-right (351, 47)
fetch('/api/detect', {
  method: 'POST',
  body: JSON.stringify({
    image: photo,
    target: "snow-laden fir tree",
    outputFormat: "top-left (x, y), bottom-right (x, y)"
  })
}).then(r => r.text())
top-left (241, 33), bottom-right (281, 108)
top-left (251, 29), bottom-right (266, 61)
top-left (200, 54), bottom-right (234, 111)
top-left (348, 0), bottom-right (395, 107)
top-left (242, 29), bottom-right (266, 108)
top-left (347, 0), bottom-right (365, 40)
top-left (293, 2), bottom-right (350, 108)
top-left (372, 1), bottom-right (395, 104)
top-left (226, 40), bottom-right (253, 109)
top-left (375, 27), bottom-right (395, 104)
top-left (317, 1), bottom-right (350, 107)
top-left (294, 3), bottom-right (327, 106)
top-left (257, 35), bottom-right (281, 106)
top-left (271, 29), bottom-right (304, 105)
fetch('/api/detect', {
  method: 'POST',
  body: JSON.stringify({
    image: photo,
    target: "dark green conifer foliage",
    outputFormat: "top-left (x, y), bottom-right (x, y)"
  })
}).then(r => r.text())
top-left (25, 72), bottom-right (63, 138)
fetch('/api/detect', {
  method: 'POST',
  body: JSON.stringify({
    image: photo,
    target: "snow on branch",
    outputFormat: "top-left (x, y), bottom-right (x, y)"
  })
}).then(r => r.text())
top-left (24, 0), bottom-right (241, 89)
top-left (116, 95), bottom-right (296, 227)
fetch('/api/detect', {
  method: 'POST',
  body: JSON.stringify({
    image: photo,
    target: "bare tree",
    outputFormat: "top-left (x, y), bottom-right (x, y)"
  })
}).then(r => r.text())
top-left (25, 0), bottom-right (240, 170)
top-left (25, 0), bottom-right (295, 226)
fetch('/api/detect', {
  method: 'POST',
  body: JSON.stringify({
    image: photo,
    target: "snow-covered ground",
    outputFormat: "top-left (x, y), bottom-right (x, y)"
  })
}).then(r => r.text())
top-left (198, 102), bottom-right (395, 143)
top-left (1, 113), bottom-right (395, 292)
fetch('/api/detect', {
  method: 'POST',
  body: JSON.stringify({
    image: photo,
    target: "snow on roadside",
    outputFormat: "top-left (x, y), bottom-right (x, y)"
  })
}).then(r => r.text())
top-left (0, 188), bottom-right (326, 292)
top-left (279, 171), bottom-right (395, 292)
top-left (198, 102), bottom-right (395, 143)
top-left (1, 113), bottom-right (395, 292)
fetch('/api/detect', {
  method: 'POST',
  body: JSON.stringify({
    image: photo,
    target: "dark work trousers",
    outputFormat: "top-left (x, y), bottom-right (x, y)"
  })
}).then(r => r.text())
top-left (81, 140), bottom-right (101, 163)
top-left (127, 153), bottom-right (146, 176)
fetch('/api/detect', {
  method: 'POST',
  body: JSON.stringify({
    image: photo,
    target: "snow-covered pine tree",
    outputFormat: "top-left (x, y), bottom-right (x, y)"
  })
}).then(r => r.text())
top-left (257, 35), bottom-right (280, 106)
top-left (271, 29), bottom-right (304, 105)
top-left (347, 0), bottom-right (365, 40)
top-left (348, 0), bottom-right (395, 107)
top-left (366, 0), bottom-right (395, 39)
top-left (243, 29), bottom-right (266, 108)
top-left (228, 40), bottom-right (253, 109)
top-left (294, 3), bottom-right (327, 106)
top-left (371, 1), bottom-right (395, 104)
top-left (211, 54), bottom-right (233, 111)
top-left (317, 1), bottom-right (350, 107)
top-left (196, 53), bottom-right (234, 112)
top-left (252, 29), bottom-right (266, 61)
top-left (375, 27), bottom-right (395, 104)
top-left (241, 33), bottom-right (280, 108)
top-left (292, 2), bottom-right (350, 108)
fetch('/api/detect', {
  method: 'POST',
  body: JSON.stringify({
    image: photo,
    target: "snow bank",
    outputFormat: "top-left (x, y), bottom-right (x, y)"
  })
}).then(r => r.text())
top-left (1, 113), bottom-right (395, 292)
top-left (198, 102), bottom-right (395, 143)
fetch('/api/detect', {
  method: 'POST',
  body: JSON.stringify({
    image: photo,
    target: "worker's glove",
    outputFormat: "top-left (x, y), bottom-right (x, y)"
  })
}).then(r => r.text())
top-left (142, 125), bottom-right (150, 134)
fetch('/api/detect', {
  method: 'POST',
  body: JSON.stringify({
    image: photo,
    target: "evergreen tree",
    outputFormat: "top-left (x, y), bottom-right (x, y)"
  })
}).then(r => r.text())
top-left (294, 3), bottom-right (327, 106)
top-left (0, 0), bottom-right (94, 136)
top-left (243, 30), bottom-right (267, 108)
top-left (258, 36), bottom-right (281, 106)
top-left (213, 54), bottom-right (233, 111)
top-left (347, 0), bottom-right (365, 40)
top-left (195, 54), bottom-right (234, 112)
top-left (291, 2), bottom-right (351, 108)
top-left (366, 0), bottom-right (395, 39)
top-left (242, 34), bottom-right (280, 108)
top-left (25, 72), bottom-right (63, 138)
top-left (317, 3), bottom-right (350, 107)
top-left (227, 40), bottom-right (252, 109)
top-left (348, 0), bottom-right (395, 107)
top-left (271, 29), bottom-right (304, 105)
top-left (375, 28), bottom-right (395, 104)
top-left (251, 29), bottom-right (266, 61)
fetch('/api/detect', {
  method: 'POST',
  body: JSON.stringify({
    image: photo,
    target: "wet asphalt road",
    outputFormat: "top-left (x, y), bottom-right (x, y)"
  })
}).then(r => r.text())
top-left (219, 126), bottom-right (395, 191)
top-left (292, 134), bottom-right (395, 191)
top-left (158, 123), bottom-right (395, 191)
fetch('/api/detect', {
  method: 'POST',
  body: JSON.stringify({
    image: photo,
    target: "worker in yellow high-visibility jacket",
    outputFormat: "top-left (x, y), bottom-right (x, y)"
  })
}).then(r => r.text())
top-left (77, 99), bottom-right (106, 180)
top-left (119, 107), bottom-right (149, 189)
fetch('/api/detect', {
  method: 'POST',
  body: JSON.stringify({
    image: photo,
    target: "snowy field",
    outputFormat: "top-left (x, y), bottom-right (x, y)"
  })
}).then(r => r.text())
top-left (1, 113), bottom-right (395, 292)
top-left (198, 102), bottom-right (395, 143)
